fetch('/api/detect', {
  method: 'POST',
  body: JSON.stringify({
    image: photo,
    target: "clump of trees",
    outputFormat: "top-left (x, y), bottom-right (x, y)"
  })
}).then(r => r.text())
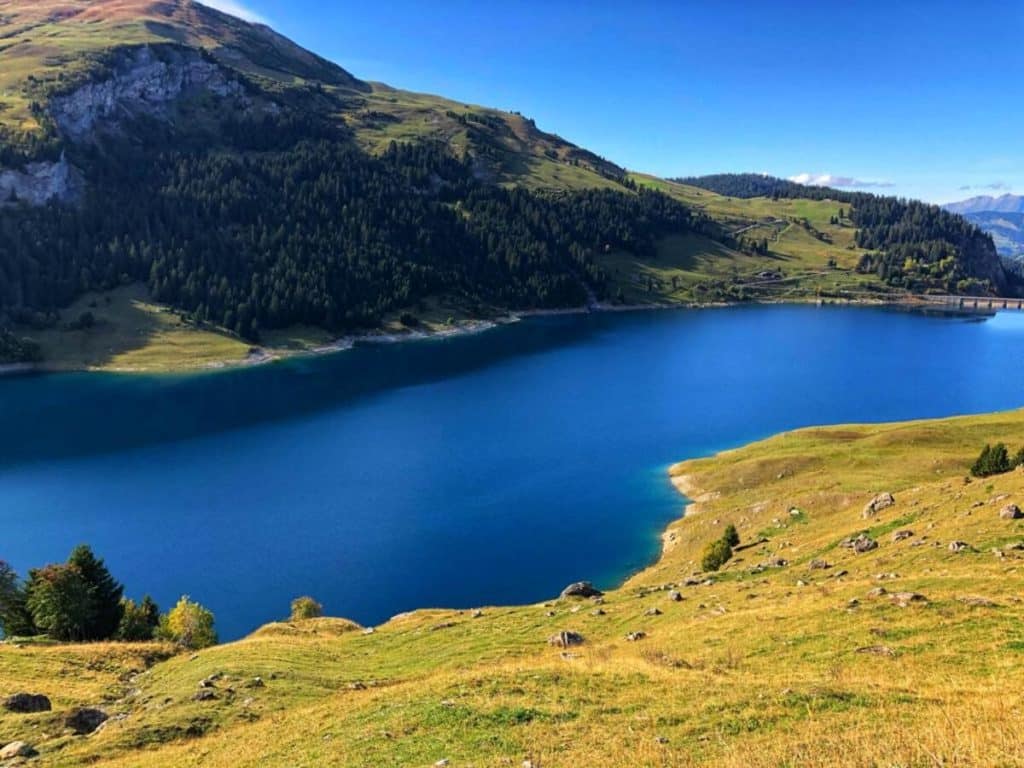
top-left (971, 443), bottom-right (1024, 478)
top-left (0, 545), bottom-right (215, 649)
top-left (701, 524), bottom-right (740, 572)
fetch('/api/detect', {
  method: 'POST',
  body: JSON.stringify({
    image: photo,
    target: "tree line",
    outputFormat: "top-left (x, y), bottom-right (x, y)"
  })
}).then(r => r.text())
top-left (0, 546), bottom-right (216, 649)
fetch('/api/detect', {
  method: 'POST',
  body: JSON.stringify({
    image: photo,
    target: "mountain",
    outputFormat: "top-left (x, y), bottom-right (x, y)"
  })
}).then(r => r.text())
top-left (0, 1), bottom-right (1013, 368)
top-left (958, 211), bottom-right (1024, 259)
top-left (945, 194), bottom-right (1024, 215)
top-left (943, 196), bottom-right (1024, 260)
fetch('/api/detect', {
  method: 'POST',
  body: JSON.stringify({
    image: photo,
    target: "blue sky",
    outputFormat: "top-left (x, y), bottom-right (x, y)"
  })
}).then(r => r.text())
top-left (203, 0), bottom-right (1024, 203)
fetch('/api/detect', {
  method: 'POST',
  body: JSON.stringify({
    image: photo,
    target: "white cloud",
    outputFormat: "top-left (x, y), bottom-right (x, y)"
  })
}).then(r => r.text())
top-left (788, 172), bottom-right (894, 189)
top-left (197, 0), bottom-right (269, 25)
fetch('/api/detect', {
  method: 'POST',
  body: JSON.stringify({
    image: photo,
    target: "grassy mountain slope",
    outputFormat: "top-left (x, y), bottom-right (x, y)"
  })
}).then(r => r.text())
top-left (5, 409), bottom-right (1024, 766)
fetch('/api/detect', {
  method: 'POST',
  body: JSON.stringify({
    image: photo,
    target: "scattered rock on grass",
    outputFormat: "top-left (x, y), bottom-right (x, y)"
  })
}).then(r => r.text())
top-left (65, 708), bottom-right (108, 735)
top-left (3, 693), bottom-right (51, 713)
top-left (892, 530), bottom-right (914, 542)
top-left (192, 689), bottom-right (217, 702)
top-left (0, 741), bottom-right (36, 760)
top-left (808, 559), bottom-right (831, 570)
top-left (1001, 504), bottom-right (1023, 520)
top-left (959, 596), bottom-right (998, 608)
top-left (625, 631), bottom-right (647, 642)
top-left (856, 645), bottom-right (896, 657)
top-left (667, 590), bottom-right (683, 602)
top-left (890, 592), bottom-right (927, 608)
top-left (560, 581), bottom-right (603, 599)
top-left (862, 493), bottom-right (895, 519)
top-left (948, 541), bottom-right (971, 553)
top-left (548, 631), bottom-right (584, 648)
top-left (645, 607), bottom-right (663, 616)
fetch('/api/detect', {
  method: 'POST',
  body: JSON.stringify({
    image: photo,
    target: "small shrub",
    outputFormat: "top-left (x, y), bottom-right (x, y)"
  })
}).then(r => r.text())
top-left (290, 596), bottom-right (323, 621)
top-left (701, 538), bottom-right (733, 572)
top-left (157, 596), bottom-right (217, 649)
top-left (723, 524), bottom-right (740, 548)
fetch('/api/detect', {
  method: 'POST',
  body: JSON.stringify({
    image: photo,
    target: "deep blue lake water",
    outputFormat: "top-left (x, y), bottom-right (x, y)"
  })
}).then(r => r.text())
top-left (4, 305), bottom-right (1024, 639)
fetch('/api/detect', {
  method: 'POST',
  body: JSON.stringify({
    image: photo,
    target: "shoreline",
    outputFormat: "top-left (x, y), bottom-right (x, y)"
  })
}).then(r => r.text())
top-left (9, 292), bottom-right (975, 377)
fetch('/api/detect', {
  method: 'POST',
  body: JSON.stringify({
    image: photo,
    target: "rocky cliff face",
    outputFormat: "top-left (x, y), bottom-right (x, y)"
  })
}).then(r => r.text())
top-left (0, 44), bottom-right (264, 206)
top-left (48, 45), bottom-right (249, 141)
top-left (0, 154), bottom-right (84, 206)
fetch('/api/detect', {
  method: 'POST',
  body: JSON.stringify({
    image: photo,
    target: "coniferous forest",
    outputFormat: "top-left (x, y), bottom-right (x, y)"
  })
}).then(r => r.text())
top-left (0, 113), bottom-right (712, 345)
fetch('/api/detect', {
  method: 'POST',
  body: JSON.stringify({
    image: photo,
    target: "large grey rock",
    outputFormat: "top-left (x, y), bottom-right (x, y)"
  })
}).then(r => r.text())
top-left (862, 492), bottom-right (895, 519)
top-left (547, 631), bottom-right (584, 648)
top-left (3, 693), bottom-right (51, 713)
top-left (0, 741), bottom-right (35, 759)
top-left (65, 707), bottom-right (109, 735)
top-left (560, 581), bottom-right (603, 599)
top-left (1000, 504), bottom-right (1023, 520)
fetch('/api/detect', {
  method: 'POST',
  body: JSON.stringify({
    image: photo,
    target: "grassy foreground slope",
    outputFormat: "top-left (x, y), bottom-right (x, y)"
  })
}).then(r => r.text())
top-left (5, 409), bottom-right (1024, 766)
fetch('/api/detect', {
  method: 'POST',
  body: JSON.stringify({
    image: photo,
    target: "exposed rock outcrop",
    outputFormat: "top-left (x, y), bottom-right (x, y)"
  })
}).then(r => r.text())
top-left (48, 45), bottom-right (250, 142)
top-left (0, 153), bottom-right (83, 206)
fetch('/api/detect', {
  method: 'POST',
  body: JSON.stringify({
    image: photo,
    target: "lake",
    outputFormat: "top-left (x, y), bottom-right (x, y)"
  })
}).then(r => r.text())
top-left (4, 305), bottom-right (1024, 639)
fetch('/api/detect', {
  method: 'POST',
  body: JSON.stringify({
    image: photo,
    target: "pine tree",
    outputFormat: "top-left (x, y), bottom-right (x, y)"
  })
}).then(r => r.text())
top-left (67, 545), bottom-right (124, 640)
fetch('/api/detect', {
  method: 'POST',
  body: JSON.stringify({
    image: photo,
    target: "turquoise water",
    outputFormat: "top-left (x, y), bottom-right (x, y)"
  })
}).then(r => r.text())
top-left (3, 305), bottom-right (1024, 639)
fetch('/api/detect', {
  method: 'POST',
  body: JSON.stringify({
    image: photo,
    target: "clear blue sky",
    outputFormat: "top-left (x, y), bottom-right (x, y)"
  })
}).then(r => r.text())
top-left (205, 0), bottom-right (1024, 203)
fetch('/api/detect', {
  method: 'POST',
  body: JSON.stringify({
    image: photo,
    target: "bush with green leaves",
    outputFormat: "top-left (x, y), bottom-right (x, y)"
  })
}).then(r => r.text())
top-left (290, 596), bottom-right (324, 621)
top-left (117, 596), bottom-right (161, 641)
top-left (157, 596), bottom-right (218, 649)
top-left (723, 524), bottom-right (740, 548)
top-left (701, 538), bottom-right (733, 573)
top-left (25, 564), bottom-right (95, 641)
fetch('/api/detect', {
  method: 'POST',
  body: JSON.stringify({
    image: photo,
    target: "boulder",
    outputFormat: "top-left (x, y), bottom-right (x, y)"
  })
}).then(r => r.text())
top-left (547, 631), bottom-right (584, 648)
top-left (0, 741), bottom-right (35, 760)
top-left (891, 592), bottom-right (927, 608)
top-left (192, 689), bottom-right (217, 702)
top-left (667, 590), bottom-right (683, 602)
top-left (891, 529), bottom-right (914, 542)
top-left (66, 707), bottom-right (108, 735)
top-left (1000, 504), bottom-right (1023, 520)
top-left (862, 492), bottom-right (895, 519)
top-left (560, 581), bottom-right (603, 599)
top-left (645, 607), bottom-right (663, 616)
top-left (948, 541), bottom-right (971, 553)
top-left (853, 535), bottom-right (878, 553)
top-left (625, 631), bottom-right (647, 642)
top-left (808, 559), bottom-right (831, 570)
top-left (3, 693), bottom-right (51, 713)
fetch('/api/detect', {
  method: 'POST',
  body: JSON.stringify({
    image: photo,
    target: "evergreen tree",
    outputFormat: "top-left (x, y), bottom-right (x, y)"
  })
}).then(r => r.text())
top-left (67, 545), bottom-right (124, 640)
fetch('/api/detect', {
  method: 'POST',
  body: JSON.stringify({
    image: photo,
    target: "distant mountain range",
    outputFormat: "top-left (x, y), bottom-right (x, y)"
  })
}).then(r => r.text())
top-left (945, 194), bottom-right (1024, 215)
top-left (944, 195), bottom-right (1024, 258)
